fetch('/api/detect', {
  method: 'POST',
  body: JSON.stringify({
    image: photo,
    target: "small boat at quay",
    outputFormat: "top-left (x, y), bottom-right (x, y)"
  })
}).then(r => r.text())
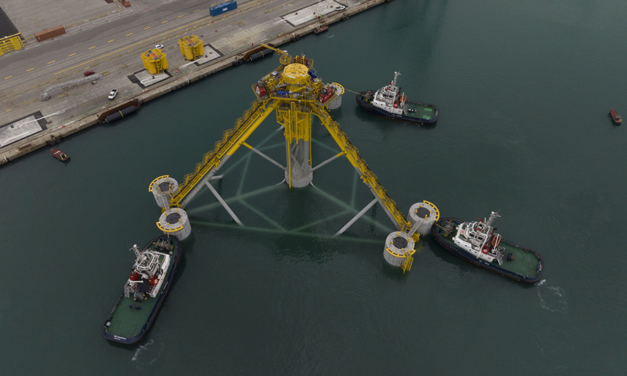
top-left (431, 212), bottom-right (543, 284)
top-left (314, 25), bottom-right (329, 34)
top-left (51, 148), bottom-right (69, 161)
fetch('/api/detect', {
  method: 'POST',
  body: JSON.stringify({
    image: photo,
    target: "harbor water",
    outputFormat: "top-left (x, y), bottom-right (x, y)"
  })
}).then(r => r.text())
top-left (1, 0), bottom-right (626, 373)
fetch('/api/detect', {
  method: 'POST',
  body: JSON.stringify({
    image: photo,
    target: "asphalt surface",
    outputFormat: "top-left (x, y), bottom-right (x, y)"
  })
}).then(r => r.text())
top-left (0, 7), bottom-right (19, 38)
top-left (0, 0), bottom-right (356, 135)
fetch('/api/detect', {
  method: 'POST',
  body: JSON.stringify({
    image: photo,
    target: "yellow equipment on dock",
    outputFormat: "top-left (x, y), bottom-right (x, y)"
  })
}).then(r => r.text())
top-left (0, 33), bottom-right (24, 56)
top-left (178, 35), bottom-right (204, 61)
top-left (141, 48), bottom-right (169, 75)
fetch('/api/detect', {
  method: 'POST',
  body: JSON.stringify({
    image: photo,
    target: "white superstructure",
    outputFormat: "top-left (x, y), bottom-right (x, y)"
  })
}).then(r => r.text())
top-left (452, 212), bottom-right (505, 265)
top-left (371, 72), bottom-right (409, 115)
top-left (124, 239), bottom-right (173, 300)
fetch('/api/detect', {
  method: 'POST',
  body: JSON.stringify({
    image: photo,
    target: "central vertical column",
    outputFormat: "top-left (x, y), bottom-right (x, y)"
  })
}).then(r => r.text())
top-left (286, 139), bottom-right (312, 188)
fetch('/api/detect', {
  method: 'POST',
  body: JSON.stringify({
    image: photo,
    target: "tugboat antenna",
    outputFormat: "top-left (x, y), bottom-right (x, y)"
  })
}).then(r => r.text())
top-left (393, 71), bottom-right (401, 87)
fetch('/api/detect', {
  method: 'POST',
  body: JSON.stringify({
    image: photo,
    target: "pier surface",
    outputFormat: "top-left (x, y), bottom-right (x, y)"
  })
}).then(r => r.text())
top-left (0, 0), bottom-right (386, 164)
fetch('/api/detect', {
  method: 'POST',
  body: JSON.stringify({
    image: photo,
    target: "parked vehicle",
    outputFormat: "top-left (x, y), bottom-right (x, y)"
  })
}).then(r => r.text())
top-left (155, 44), bottom-right (164, 49)
top-left (108, 89), bottom-right (118, 100)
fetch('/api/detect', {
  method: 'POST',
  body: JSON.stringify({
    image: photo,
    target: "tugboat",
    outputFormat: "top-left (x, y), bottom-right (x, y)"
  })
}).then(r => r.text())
top-left (610, 109), bottom-right (622, 125)
top-left (102, 235), bottom-right (182, 345)
top-left (50, 148), bottom-right (69, 161)
top-left (431, 212), bottom-right (543, 284)
top-left (356, 72), bottom-right (438, 125)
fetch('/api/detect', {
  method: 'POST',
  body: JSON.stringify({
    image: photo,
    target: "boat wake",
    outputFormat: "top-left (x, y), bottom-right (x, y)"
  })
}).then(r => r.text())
top-left (131, 339), bottom-right (154, 362)
top-left (131, 338), bottom-right (165, 368)
top-left (536, 279), bottom-right (568, 313)
top-left (326, 34), bottom-right (334, 38)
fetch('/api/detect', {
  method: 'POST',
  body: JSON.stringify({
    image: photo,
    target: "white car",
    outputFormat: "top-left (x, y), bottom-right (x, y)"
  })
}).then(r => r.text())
top-left (155, 44), bottom-right (164, 49)
top-left (108, 89), bottom-right (118, 100)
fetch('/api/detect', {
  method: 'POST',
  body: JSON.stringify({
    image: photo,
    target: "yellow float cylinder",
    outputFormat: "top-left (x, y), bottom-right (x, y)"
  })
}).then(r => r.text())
top-left (178, 35), bottom-right (204, 61)
top-left (141, 49), bottom-right (169, 75)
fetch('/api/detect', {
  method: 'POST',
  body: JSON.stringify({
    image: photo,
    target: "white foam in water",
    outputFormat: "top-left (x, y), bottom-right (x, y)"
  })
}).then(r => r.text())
top-left (132, 339), bottom-right (154, 362)
top-left (536, 279), bottom-right (568, 313)
top-left (131, 338), bottom-right (165, 368)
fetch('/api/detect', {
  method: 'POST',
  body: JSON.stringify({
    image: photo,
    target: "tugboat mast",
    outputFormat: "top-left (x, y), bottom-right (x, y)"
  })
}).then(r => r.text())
top-left (485, 211), bottom-right (500, 227)
top-left (392, 71), bottom-right (401, 87)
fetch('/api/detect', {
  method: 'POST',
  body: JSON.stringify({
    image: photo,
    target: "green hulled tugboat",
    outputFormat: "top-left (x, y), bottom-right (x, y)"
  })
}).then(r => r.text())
top-left (102, 235), bottom-right (181, 345)
top-left (431, 212), bottom-right (543, 284)
top-left (356, 72), bottom-right (438, 125)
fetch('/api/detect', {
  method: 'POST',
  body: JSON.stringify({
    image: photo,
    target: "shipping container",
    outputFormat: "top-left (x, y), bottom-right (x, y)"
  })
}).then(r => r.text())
top-left (35, 26), bottom-right (66, 42)
top-left (210, 1), bottom-right (237, 17)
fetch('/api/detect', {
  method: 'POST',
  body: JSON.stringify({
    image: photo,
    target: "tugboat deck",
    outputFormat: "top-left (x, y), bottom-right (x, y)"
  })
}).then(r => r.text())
top-left (404, 101), bottom-right (437, 120)
top-left (106, 294), bottom-right (160, 339)
top-left (436, 234), bottom-right (539, 276)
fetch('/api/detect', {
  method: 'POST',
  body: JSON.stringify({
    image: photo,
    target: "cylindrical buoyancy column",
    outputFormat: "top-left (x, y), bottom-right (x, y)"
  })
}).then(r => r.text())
top-left (285, 140), bottom-right (312, 188)
top-left (149, 175), bottom-right (179, 208)
top-left (156, 208), bottom-right (191, 240)
top-left (383, 231), bottom-right (415, 268)
top-left (408, 200), bottom-right (440, 236)
top-left (327, 82), bottom-right (344, 110)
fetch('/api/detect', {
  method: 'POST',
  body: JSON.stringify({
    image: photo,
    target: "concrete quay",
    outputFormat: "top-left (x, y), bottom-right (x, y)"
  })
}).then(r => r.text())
top-left (0, 0), bottom-right (389, 165)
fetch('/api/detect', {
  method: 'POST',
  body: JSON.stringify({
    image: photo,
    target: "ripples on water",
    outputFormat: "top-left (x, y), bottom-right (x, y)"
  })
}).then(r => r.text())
top-left (536, 279), bottom-right (568, 313)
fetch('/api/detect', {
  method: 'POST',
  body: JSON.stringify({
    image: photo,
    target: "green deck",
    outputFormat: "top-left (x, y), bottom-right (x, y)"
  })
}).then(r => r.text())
top-left (404, 102), bottom-right (436, 120)
top-left (105, 240), bottom-right (180, 339)
top-left (438, 230), bottom-right (540, 277)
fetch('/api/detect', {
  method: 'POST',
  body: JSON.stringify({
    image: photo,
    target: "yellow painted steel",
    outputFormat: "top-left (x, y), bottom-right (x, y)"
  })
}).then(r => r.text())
top-left (402, 256), bottom-right (413, 273)
top-left (141, 48), bottom-right (169, 74)
top-left (168, 53), bottom-right (413, 235)
top-left (311, 105), bottom-right (413, 233)
top-left (282, 64), bottom-right (310, 85)
top-left (0, 33), bottom-right (24, 56)
top-left (148, 175), bottom-right (170, 192)
top-left (178, 35), bottom-right (204, 61)
top-left (331, 82), bottom-right (345, 95)
top-left (156, 221), bottom-right (184, 233)
top-left (168, 99), bottom-right (277, 207)
top-left (260, 43), bottom-right (294, 66)
top-left (423, 200), bottom-right (440, 221)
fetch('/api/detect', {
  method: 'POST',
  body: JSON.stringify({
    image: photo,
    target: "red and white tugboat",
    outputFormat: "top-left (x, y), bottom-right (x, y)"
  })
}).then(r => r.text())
top-left (102, 235), bottom-right (182, 345)
top-left (50, 148), bottom-right (69, 161)
top-left (356, 72), bottom-right (439, 125)
top-left (432, 212), bottom-right (543, 284)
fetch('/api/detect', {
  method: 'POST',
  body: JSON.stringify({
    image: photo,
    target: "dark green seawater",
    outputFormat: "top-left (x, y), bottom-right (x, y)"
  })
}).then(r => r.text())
top-left (2, 0), bottom-right (626, 374)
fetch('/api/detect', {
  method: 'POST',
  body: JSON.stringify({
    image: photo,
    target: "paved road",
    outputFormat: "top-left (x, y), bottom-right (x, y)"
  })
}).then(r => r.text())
top-left (0, 0), bottom-right (352, 128)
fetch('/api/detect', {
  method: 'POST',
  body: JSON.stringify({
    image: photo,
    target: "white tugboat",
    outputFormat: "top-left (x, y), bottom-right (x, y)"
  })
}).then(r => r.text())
top-left (431, 212), bottom-right (543, 284)
top-left (356, 72), bottom-right (438, 124)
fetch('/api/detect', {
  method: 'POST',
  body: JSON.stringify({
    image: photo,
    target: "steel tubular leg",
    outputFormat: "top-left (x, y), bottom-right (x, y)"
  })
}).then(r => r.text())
top-left (205, 182), bottom-right (244, 226)
top-left (312, 151), bottom-right (345, 172)
top-left (242, 142), bottom-right (286, 170)
top-left (335, 198), bottom-right (378, 236)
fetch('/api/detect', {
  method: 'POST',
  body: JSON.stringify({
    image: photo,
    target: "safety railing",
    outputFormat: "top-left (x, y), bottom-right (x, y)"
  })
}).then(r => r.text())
top-left (0, 33), bottom-right (24, 56)
top-left (312, 106), bottom-right (411, 230)
top-left (170, 99), bottom-right (273, 206)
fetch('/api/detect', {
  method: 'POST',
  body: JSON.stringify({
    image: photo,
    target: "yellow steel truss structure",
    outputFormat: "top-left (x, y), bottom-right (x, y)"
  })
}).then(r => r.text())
top-left (167, 50), bottom-right (414, 234)
top-left (0, 33), bottom-right (24, 56)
